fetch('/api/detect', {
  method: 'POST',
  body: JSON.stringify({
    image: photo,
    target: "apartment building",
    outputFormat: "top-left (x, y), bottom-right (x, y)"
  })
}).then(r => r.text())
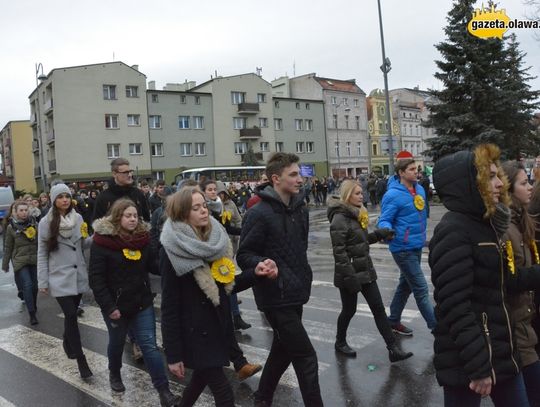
top-left (0, 120), bottom-right (36, 193)
top-left (29, 62), bottom-right (151, 189)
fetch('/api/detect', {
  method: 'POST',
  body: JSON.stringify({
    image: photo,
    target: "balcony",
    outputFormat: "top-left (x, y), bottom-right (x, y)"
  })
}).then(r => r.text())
top-left (237, 103), bottom-right (259, 114)
top-left (32, 140), bottom-right (39, 152)
top-left (46, 130), bottom-right (55, 143)
top-left (239, 127), bottom-right (261, 139)
top-left (30, 113), bottom-right (37, 126)
top-left (44, 99), bottom-right (53, 115)
top-left (48, 159), bottom-right (56, 173)
top-left (34, 166), bottom-right (41, 178)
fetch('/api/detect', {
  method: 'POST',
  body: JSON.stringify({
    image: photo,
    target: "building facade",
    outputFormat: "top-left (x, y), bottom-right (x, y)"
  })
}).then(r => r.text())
top-left (0, 121), bottom-right (36, 193)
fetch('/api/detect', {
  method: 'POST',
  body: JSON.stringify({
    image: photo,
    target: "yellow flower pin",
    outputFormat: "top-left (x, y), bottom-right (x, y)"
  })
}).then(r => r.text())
top-left (80, 222), bottom-right (89, 238)
top-left (414, 195), bottom-right (425, 211)
top-left (210, 257), bottom-right (236, 284)
top-left (23, 226), bottom-right (36, 240)
top-left (506, 240), bottom-right (515, 274)
top-left (531, 240), bottom-right (540, 265)
top-left (358, 211), bottom-right (369, 230)
top-left (221, 210), bottom-right (232, 225)
top-left (123, 248), bottom-right (142, 261)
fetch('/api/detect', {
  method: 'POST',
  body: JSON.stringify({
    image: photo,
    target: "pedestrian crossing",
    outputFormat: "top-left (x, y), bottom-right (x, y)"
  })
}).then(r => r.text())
top-left (0, 396), bottom-right (15, 407)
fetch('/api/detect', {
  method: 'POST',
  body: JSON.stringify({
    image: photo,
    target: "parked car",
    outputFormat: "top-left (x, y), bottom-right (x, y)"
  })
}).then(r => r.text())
top-left (0, 186), bottom-right (15, 231)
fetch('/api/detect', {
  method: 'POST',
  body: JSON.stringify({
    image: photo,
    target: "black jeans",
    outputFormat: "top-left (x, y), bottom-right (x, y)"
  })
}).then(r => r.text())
top-left (229, 334), bottom-right (248, 372)
top-left (179, 367), bottom-right (234, 407)
top-left (56, 294), bottom-right (83, 358)
top-left (337, 282), bottom-right (395, 346)
top-left (255, 305), bottom-right (323, 406)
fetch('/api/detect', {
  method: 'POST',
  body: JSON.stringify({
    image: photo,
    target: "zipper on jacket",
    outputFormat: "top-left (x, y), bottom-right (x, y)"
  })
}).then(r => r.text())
top-left (115, 288), bottom-right (123, 305)
top-left (482, 312), bottom-right (497, 385)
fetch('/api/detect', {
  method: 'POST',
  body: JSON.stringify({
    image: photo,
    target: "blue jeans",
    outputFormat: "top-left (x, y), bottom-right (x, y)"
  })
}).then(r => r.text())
top-left (230, 293), bottom-right (240, 317)
top-left (15, 265), bottom-right (38, 314)
top-left (389, 249), bottom-right (436, 330)
top-left (443, 372), bottom-right (530, 406)
top-left (523, 360), bottom-right (540, 406)
top-left (102, 305), bottom-right (168, 390)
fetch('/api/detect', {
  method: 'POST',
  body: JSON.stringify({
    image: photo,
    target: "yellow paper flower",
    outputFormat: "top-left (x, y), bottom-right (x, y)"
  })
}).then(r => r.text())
top-left (358, 211), bottom-right (369, 230)
top-left (221, 210), bottom-right (232, 225)
top-left (210, 257), bottom-right (236, 284)
top-left (23, 226), bottom-right (36, 240)
top-left (123, 248), bottom-right (142, 261)
top-left (72, 199), bottom-right (78, 207)
top-left (80, 222), bottom-right (89, 238)
top-left (506, 240), bottom-right (515, 275)
top-left (531, 240), bottom-right (540, 265)
top-left (414, 195), bottom-right (425, 211)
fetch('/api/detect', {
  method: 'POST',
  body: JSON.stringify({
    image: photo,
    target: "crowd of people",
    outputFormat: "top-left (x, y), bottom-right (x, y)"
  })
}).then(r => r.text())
top-left (1, 146), bottom-right (540, 406)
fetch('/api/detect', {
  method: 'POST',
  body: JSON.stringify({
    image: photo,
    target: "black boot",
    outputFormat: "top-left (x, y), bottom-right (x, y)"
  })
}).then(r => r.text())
top-left (388, 344), bottom-right (413, 363)
top-left (109, 371), bottom-right (125, 392)
top-left (334, 341), bottom-right (357, 357)
top-left (77, 355), bottom-right (93, 378)
top-left (63, 336), bottom-right (77, 359)
top-left (29, 312), bottom-right (38, 325)
top-left (158, 386), bottom-right (180, 407)
top-left (233, 314), bottom-right (251, 330)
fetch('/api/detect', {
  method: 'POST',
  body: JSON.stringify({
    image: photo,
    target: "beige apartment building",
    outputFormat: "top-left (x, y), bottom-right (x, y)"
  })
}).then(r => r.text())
top-left (0, 121), bottom-right (36, 193)
top-left (29, 62), bottom-right (151, 190)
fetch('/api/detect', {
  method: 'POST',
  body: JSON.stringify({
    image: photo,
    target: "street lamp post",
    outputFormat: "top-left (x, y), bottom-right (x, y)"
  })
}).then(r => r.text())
top-left (35, 63), bottom-right (48, 192)
top-left (377, 0), bottom-right (394, 175)
top-left (334, 102), bottom-right (350, 179)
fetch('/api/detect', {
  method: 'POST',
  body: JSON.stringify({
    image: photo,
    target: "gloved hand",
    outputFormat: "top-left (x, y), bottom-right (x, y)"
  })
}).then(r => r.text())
top-left (374, 228), bottom-right (395, 241)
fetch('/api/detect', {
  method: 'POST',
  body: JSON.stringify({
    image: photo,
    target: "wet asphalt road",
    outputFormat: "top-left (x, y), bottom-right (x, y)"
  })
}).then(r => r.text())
top-left (0, 204), bottom-right (494, 406)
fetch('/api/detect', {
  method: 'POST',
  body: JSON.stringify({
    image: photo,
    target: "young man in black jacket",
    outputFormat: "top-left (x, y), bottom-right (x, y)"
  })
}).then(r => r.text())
top-left (237, 153), bottom-right (323, 407)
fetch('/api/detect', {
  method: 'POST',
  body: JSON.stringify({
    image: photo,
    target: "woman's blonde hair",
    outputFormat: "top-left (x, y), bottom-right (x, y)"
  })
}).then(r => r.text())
top-left (106, 198), bottom-right (147, 236)
top-left (166, 187), bottom-right (212, 241)
top-left (339, 179), bottom-right (362, 205)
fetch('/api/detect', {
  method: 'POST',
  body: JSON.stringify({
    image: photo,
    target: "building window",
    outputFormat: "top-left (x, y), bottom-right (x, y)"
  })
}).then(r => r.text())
top-left (296, 102), bottom-right (300, 109)
top-left (180, 143), bottom-right (192, 156)
top-left (345, 115), bottom-right (349, 129)
top-left (234, 142), bottom-right (247, 155)
top-left (257, 93), bottom-right (267, 103)
top-left (357, 142), bottom-right (362, 156)
top-left (335, 141), bottom-right (340, 156)
top-left (151, 143), bottom-right (163, 157)
top-left (125, 86), bottom-right (138, 98)
top-left (296, 142), bottom-right (304, 153)
top-left (380, 105), bottom-right (385, 115)
top-left (193, 116), bottom-right (204, 129)
top-left (403, 112), bottom-right (406, 118)
top-left (306, 142), bottom-right (314, 153)
top-left (305, 119), bottom-right (313, 131)
top-left (127, 114), bottom-right (140, 126)
top-left (103, 85), bottom-right (116, 100)
top-left (346, 141), bottom-right (351, 156)
top-left (151, 94), bottom-right (159, 103)
top-left (194, 96), bottom-right (201, 105)
top-left (107, 144), bottom-right (120, 158)
top-left (179, 116), bottom-right (190, 129)
top-left (149, 115), bottom-right (161, 129)
top-left (195, 143), bottom-right (206, 156)
top-left (129, 143), bottom-right (142, 155)
top-left (305, 103), bottom-right (310, 110)
top-left (275, 142), bottom-right (284, 152)
top-left (372, 144), bottom-right (378, 156)
top-left (233, 117), bottom-right (246, 129)
top-left (355, 116), bottom-right (360, 130)
top-left (333, 114), bottom-right (338, 129)
top-left (354, 99), bottom-right (359, 107)
top-left (259, 118), bottom-right (268, 128)
top-left (274, 101), bottom-right (280, 108)
top-left (231, 91), bottom-right (245, 105)
top-left (274, 118), bottom-right (283, 130)
top-left (295, 119), bottom-right (303, 131)
top-left (331, 96), bottom-right (337, 105)
top-left (153, 171), bottom-right (165, 180)
top-left (180, 95), bottom-right (186, 104)
top-left (105, 114), bottom-right (119, 129)
top-left (260, 142), bottom-right (269, 152)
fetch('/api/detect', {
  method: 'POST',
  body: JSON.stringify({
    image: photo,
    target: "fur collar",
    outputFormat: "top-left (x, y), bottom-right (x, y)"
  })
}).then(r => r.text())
top-left (92, 216), bottom-right (150, 236)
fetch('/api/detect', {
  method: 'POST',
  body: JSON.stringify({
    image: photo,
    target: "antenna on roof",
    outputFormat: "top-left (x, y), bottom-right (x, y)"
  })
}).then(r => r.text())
top-left (256, 67), bottom-right (262, 77)
top-left (293, 60), bottom-right (296, 77)
top-left (112, 52), bottom-right (115, 61)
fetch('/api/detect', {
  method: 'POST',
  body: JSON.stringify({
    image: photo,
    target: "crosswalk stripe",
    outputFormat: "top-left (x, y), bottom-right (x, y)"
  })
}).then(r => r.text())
top-left (66, 305), bottom-right (324, 389)
top-left (0, 396), bottom-right (16, 407)
top-left (0, 325), bottom-right (214, 407)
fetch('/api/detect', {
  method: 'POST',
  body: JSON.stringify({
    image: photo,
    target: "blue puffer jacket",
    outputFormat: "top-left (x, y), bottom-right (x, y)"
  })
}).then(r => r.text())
top-left (377, 176), bottom-right (427, 252)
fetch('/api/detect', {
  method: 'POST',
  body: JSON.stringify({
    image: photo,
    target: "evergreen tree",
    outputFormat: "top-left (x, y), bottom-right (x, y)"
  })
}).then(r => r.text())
top-left (241, 145), bottom-right (261, 166)
top-left (425, 0), bottom-right (539, 161)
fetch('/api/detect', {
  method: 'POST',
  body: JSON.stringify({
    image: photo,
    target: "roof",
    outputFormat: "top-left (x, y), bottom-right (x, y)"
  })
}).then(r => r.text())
top-left (190, 72), bottom-right (271, 92)
top-left (314, 76), bottom-right (365, 95)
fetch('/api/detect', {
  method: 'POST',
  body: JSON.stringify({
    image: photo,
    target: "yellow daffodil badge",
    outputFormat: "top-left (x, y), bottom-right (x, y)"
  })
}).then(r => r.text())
top-left (414, 195), bottom-right (425, 211)
top-left (80, 222), bottom-right (89, 238)
top-left (23, 226), bottom-right (36, 240)
top-left (358, 211), bottom-right (369, 230)
top-left (505, 240), bottom-right (515, 274)
top-left (531, 240), bottom-right (540, 265)
top-left (211, 257), bottom-right (236, 284)
top-left (123, 248), bottom-right (142, 261)
top-left (221, 210), bottom-right (232, 225)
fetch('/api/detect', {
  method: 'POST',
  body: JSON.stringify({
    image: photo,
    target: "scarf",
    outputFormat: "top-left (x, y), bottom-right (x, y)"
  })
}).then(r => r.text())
top-left (491, 203), bottom-right (511, 237)
top-left (59, 209), bottom-right (78, 239)
top-left (206, 197), bottom-right (223, 216)
top-left (93, 231), bottom-right (150, 251)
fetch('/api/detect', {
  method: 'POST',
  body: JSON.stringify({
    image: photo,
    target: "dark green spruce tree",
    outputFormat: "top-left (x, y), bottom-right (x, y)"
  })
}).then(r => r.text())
top-left (425, 0), bottom-right (539, 161)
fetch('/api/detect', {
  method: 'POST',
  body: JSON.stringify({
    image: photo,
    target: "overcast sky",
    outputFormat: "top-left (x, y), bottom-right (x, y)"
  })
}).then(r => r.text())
top-left (1, 0), bottom-right (538, 127)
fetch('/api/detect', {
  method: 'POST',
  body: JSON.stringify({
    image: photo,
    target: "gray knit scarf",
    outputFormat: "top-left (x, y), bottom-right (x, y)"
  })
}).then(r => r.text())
top-left (491, 203), bottom-right (511, 237)
top-left (160, 216), bottom-right (229, 277)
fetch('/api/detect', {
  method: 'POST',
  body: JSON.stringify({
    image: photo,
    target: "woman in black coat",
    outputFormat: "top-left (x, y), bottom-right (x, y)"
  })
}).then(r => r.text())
top-left (328, 179), bottom-right (412, 362)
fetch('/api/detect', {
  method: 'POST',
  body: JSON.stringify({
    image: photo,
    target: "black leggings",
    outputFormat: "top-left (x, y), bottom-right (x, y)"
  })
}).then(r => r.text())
top-left (180, 367), bottom-right (234, 407)
top-left (337, 281), bottom-right (395, 346)
top-left (56, 294), bottom-right (83, 358)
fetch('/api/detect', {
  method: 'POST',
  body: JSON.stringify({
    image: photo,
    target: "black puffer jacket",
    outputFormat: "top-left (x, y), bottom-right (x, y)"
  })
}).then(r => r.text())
top-left (430, 147), bottom-right (540, 387)
top-left (237, 184), bottom-right (311, 310)
top-left (327, 197), bottom-right (379, 291)
top-left (92, 179), bottom-right (150, 222)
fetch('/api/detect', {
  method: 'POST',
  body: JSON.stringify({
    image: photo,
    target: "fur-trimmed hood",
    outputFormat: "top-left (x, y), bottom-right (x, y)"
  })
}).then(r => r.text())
top-left (92, 216), bottom-right (150, 236)
top-left (92, 216), bottom-right (151, 251)
top-left (327, 195), bottom-right (361, 222)
top-left (433, 144), bottom-right (510, 219)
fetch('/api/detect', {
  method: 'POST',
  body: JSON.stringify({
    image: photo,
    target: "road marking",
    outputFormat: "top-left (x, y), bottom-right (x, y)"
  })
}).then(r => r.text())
top-left (0, 325), bottom-right (214, 407)
top-left (0, 396), bottom-right (16, 407)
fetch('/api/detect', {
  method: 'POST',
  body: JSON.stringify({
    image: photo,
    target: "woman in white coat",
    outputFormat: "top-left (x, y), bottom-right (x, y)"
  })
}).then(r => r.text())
top-left (37, 183), bottom-right (93, 379)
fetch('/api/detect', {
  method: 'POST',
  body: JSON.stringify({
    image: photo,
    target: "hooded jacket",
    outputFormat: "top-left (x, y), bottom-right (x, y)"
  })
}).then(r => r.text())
top-left (378, 175), bottom-right (427, 252)
top-left (429, 144), bottom-right (540, 387)
top-left (237, 184), bottom-right (311, 310)
top-left (92, 178), bottom-right (150, 222)
top-left (2, 216), bottom-right (38, 272)
top-left (327, 197), bottom-right (379, 291)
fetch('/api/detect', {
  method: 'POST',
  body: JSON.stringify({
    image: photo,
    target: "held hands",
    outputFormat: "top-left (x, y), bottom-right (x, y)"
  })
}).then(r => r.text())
top-left (168, 361), bottom-right (185, 380)
top-left (374, 228), bottom-right (395, 241)
top-left (255, 259), bottom-right (279, 280)
top-left (109, 309), bottom-right (122, 320)
top-left (469, 377), bottom-right (492, 397)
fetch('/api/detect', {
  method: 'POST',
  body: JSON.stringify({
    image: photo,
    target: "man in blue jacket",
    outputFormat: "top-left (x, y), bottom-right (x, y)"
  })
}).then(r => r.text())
top-left (378, 156), bottom-right (436, 336)
top-left (237, 152), bottom-right (323, 407)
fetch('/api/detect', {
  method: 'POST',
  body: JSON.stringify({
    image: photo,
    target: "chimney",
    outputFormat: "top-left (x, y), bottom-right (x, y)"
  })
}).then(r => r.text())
top-left (131, 64), bottom-right (139, 71)
top-left (148, 81), bottom-right (156, 90)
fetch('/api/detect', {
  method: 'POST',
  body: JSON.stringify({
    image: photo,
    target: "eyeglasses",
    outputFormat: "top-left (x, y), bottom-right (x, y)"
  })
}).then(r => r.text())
top-left (116, 170), bottom-right (134, 175)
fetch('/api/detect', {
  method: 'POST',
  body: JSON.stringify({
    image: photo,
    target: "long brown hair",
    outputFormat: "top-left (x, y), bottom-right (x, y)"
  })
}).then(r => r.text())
top-left (166, 187), bottom-right (212, 241)
top-left (106, 198), bottom-right (148, 237)
top-left (502, 160), bottom-right (535, 242)
top-left (47, 198), bottom-right (74, 253)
